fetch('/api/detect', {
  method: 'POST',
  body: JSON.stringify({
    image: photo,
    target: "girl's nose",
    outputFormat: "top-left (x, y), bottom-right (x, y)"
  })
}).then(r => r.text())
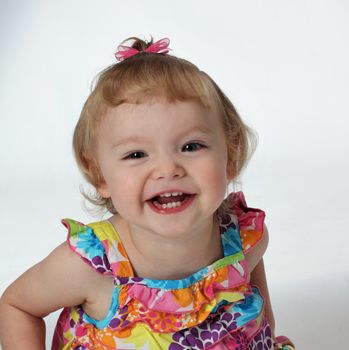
top-left (152, 157), bottom-right (186, 180)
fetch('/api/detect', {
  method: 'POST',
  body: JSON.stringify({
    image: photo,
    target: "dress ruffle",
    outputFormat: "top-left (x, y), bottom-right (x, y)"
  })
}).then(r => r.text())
top-left (223, 192), bottom-right (265, 254)
top-left (111, 265), bottom-right (251, 333)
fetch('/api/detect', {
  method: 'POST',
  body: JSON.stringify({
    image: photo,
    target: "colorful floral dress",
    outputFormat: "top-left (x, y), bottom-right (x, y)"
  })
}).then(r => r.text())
top-left (52, 192), bottom-right (273, 350)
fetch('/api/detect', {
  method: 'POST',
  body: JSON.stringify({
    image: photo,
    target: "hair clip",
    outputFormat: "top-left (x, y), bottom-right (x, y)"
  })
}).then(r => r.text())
top-left (115, 38), bottom-right (170, 62)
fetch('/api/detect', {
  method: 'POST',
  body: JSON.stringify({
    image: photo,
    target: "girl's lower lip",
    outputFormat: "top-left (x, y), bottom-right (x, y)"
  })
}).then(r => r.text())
top-left (147, 195), bottom-right (195, 215)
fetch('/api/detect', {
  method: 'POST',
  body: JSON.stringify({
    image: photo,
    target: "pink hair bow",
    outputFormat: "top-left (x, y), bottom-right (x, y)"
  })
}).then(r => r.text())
top-left (115, 38), bottom-right (170, 62)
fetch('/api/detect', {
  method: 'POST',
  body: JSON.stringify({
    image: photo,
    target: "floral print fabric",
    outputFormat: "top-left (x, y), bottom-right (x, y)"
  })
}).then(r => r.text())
top-left (52, 192), bottom-right (272, 350)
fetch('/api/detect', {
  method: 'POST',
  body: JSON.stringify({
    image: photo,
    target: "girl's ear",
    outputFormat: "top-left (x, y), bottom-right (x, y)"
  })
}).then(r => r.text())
top-left (97, 182), bottom-right (111, 198)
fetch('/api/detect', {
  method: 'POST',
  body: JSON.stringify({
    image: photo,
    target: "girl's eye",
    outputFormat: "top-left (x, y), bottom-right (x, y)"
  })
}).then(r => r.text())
top-left (123, 151), bottom-right (146, 160)
top-left (182, 142), bottom-right (204, 152)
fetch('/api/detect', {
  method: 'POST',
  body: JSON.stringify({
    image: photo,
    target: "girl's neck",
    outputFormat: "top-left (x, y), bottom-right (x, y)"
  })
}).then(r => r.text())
top-left (109, 214), bottom-right (223, 280)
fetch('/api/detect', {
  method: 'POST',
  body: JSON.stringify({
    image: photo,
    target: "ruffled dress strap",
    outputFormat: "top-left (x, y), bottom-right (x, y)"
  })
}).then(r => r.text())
top-left (62, 218), bottom-right (133, 277)
top-left (225, 191), bottom-right (266, 254)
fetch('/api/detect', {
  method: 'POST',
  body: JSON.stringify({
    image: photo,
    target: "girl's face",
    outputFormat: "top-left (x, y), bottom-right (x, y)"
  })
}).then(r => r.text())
top-left (96, 98), bottom-right (229, 239)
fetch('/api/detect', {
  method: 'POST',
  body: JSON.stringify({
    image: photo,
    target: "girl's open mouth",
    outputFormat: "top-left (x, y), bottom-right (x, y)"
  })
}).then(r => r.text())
top-left (147, 192), bottom-right (195, 214)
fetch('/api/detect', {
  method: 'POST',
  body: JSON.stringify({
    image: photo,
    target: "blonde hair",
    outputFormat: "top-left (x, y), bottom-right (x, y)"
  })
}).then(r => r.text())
top-left (73, 37), bottom-right (256, 214)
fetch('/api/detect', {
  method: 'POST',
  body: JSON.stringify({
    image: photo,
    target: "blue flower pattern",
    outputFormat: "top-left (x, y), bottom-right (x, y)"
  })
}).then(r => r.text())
top-left (221, 226), bottom-right (242, 256)
top-left (75, 226), bottom-right (106, 261)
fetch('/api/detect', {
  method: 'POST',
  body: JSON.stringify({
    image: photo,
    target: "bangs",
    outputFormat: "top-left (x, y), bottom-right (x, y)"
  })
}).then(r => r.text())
top-left (98, 54), bottom-right (217, 109)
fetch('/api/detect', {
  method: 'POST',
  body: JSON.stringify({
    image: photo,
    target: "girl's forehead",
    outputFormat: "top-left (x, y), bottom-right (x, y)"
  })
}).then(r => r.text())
top-left (98, 99), bottom-right (224, 140)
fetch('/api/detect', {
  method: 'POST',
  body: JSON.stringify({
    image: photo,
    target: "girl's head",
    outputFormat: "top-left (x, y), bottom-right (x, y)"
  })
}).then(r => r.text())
top-left (73, 37), bottom-right (256, 214)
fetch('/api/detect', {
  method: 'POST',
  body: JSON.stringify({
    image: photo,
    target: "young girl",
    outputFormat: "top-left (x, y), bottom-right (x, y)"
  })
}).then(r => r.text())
top-left (0, 37), bottom-right (295, 350)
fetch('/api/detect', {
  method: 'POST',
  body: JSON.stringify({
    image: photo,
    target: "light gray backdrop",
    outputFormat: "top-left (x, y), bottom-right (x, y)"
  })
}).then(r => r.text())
top-left (1, 1), bottom-right (348, 349)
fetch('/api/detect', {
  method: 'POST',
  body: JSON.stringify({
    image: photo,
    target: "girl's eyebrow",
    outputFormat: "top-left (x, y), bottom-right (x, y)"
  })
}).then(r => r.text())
top-left (184, 125), bottom-right (212, 134)
top-left (111, 136), bottom-right (147, 149)
top-left (179, 125), bottom-right (214, 139)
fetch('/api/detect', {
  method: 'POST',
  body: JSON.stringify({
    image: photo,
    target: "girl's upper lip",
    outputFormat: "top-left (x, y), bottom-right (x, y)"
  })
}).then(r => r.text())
top-left (145, 189), bottom-right (194, 201)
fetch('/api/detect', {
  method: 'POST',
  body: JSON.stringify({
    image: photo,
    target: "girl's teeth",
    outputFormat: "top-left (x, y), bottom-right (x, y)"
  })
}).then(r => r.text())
top-left (160, 192), bottom-right (183, 198)
top-left (161, 201), bottom-right (182, 209)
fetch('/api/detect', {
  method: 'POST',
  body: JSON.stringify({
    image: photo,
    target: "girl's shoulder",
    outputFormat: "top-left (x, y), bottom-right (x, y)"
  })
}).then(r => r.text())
top-left (221, 192), bottom-right (269, 273)
top-left (221, 191), bottom-right (267, 254)
top-left (62, 217), bottom-right (133, 277)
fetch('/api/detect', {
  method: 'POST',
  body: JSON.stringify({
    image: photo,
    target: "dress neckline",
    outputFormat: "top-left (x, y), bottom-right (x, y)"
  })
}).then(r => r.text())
top-left (103, 212), bottom-right (245, 287)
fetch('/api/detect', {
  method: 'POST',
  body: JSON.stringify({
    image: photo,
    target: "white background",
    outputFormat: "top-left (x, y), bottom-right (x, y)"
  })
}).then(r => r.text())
top-left (1, 0), bottom-right (348, 348)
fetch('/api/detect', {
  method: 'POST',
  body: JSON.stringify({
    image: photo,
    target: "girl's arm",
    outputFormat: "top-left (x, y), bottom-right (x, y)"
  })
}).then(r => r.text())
top-left (246, 224), bottom-right (276, 338)
top-left (0, 242), bottom-right (104, 349)
top-left (250, 258), bottom-right (275, 336)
